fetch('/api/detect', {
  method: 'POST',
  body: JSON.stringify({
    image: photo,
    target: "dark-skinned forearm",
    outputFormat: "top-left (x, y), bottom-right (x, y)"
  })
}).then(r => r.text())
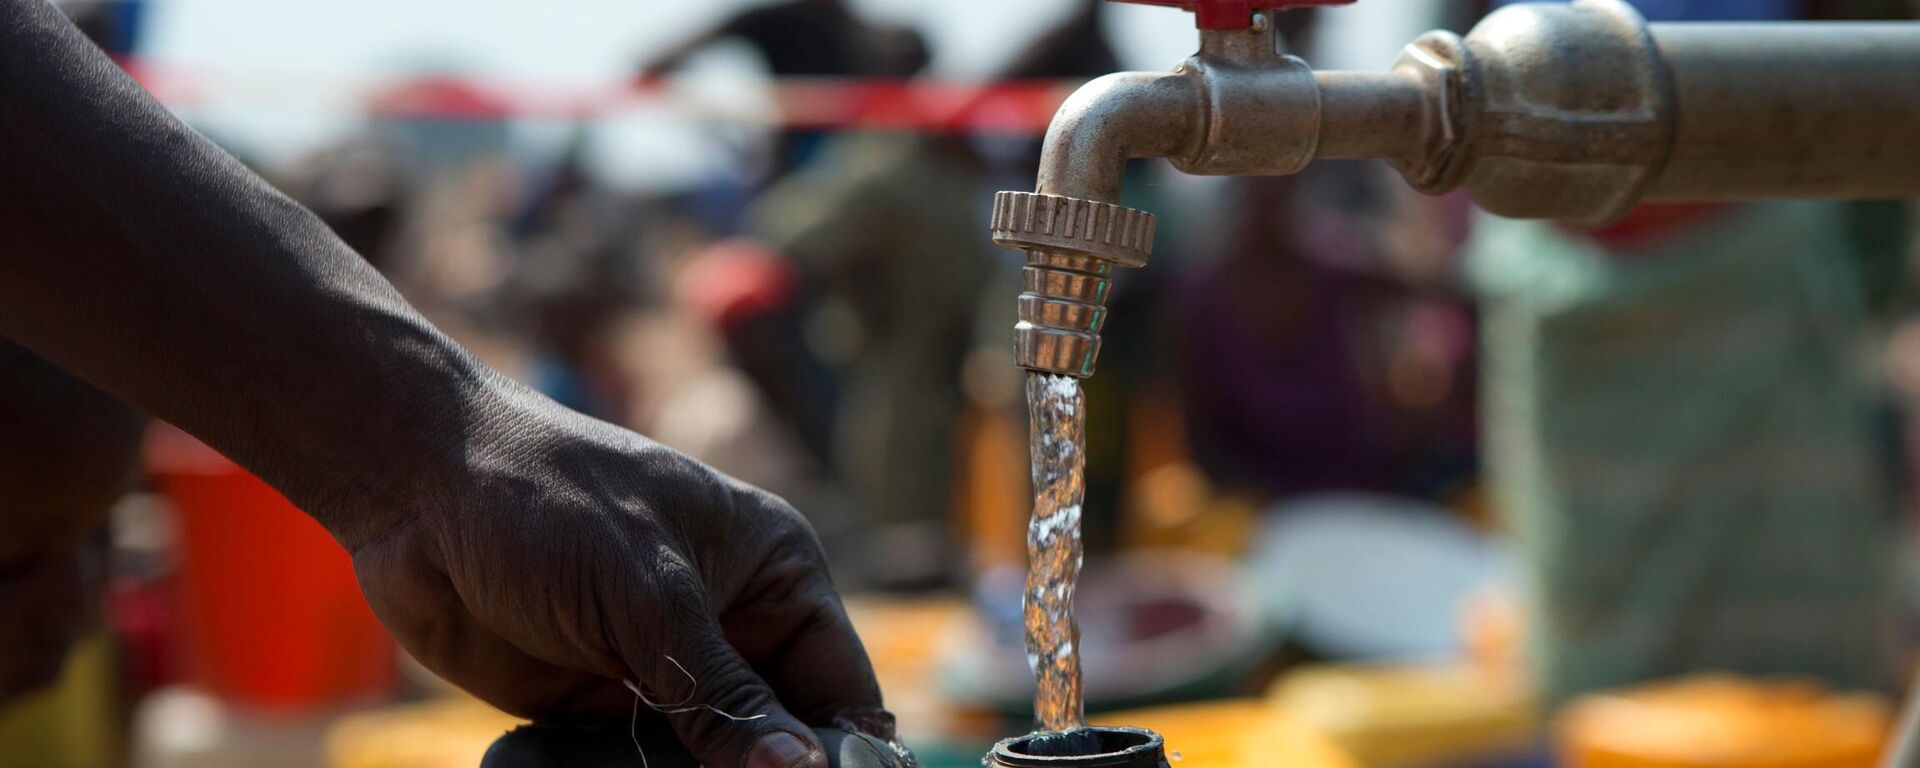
top-left (0, 0), bottom-right (503, 548)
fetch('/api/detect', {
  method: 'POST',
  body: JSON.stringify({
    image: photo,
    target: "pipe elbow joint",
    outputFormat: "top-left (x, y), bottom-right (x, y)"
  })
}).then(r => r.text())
top-left (1033, 48), bottom-right (1324, 206)
top-left (1035, 71), bottom-right (1203, 205)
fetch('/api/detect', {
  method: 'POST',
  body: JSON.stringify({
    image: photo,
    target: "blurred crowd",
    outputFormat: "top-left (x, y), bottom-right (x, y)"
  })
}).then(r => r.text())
top-left (7, 0), bottom-right (1920, 766)
top-left (261, 0), bottom-right (1496, 588)
top-left (213, 0), bottom-right (1495, 594)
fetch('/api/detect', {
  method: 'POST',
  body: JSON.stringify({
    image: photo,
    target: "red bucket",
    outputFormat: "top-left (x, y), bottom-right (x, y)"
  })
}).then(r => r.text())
top-left (148, 425), bottom-right (396, 710)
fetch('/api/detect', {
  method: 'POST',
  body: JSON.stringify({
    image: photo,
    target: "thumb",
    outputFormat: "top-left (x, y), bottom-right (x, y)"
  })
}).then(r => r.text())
top-left (627, 610), bottom-right (825, 768)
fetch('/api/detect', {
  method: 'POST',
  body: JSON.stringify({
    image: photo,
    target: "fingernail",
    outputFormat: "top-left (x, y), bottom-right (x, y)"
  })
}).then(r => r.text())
top-left (749, 731), bottom-right (821, 768)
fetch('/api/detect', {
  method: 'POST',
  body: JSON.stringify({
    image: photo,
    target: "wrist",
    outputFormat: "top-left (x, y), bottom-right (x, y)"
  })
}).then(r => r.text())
top-left (296, 330), bottom-right (518, 552)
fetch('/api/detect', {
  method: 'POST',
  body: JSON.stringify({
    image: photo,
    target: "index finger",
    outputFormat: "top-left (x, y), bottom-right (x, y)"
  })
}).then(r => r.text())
top-left (721, 565), bottom-right (889, 737)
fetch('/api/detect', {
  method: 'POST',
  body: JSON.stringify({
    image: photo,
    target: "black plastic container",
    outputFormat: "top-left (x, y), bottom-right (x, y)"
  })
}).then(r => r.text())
top-left (988, 726), bottom-right (1171, 768)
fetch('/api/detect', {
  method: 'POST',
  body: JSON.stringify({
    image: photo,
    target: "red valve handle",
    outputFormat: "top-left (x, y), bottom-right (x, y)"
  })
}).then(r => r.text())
top-left (1110, 0), bottom-right (1353, 30)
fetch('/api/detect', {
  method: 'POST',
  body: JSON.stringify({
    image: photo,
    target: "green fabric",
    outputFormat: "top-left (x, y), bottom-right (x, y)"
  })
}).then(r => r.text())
top-left (1836, 200), bottom-right (1914, 322)
top-left (1467, 203), bottom-right (1901, 704)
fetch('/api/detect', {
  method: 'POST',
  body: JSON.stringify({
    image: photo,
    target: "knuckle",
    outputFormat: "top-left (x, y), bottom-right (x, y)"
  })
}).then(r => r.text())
top-left (756, 495), bottom-right (826, 559)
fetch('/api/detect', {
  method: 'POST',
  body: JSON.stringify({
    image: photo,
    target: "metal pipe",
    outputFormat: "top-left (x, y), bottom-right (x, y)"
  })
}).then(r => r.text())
top-left (1399, 0), bottom-right (1679, 224)
top-left (1646, 23), bottom-right (1920, 201)
top-left (1313, 70), bottom-right (1427, 162)
top-left (1034, 71), bottom-right (1202, 204)
top-left (1390, 0), bottom-right (1920, 222)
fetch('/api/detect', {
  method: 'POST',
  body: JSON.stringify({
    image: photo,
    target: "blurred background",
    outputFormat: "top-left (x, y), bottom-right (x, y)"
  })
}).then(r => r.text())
top-left (3, 0), bottom-right (1920, 766)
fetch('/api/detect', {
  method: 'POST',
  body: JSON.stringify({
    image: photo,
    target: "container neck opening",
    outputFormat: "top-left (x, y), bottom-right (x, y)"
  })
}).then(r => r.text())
top-left (991, 727), bottom-right (1164, 767)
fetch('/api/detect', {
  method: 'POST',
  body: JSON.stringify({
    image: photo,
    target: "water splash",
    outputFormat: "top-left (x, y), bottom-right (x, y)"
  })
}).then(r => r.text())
top-left (1024, 373), bottom-right (1088, 733)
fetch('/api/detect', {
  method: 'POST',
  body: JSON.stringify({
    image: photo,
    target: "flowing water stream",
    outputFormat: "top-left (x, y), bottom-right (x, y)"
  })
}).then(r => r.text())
top-left (1023, 372), bottom-right (1089, 733)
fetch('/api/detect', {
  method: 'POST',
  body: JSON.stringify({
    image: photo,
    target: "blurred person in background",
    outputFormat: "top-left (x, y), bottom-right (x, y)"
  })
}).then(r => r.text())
top-left (646, 246), bottom-right (818, 504)
top-left (674, 235), bottom-right (839, 489)
top-left (1174, 169), bottom-right (1477, 507)
top-left (639, 0), bottom-right (931, 182)
top-left (637, 2), bottom-right (934, 498)
top-left (500, 133), bottom-right (638, 424)
top-left (991, 0), bottom-right (1120, 82)
top-left (0, 4), bottom-right (897, 768)
top-left (741, 119), bottom-right (995, 590)
top-left (1469, 0), bottom-right (1916, 708)
top-left (638, 0), bottom-right (925, 83)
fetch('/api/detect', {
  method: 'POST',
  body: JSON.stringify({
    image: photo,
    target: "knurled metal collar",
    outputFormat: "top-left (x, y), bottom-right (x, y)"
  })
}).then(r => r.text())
top-left (990, 191), bottom-right (1155, 268)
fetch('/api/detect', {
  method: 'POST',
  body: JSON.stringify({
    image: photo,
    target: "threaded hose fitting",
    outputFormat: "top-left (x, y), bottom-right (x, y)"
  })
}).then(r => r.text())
top-left (990, 191), bottom-right (1156, 378)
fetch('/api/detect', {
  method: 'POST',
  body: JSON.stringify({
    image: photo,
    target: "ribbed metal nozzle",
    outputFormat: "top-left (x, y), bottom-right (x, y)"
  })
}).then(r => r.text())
top-left (990, 191), bottom-right (1156, 378)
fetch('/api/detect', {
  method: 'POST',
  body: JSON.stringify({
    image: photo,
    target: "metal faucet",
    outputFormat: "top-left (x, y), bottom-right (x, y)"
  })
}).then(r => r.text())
top-left (992, 0), bottom-right (1920, 378)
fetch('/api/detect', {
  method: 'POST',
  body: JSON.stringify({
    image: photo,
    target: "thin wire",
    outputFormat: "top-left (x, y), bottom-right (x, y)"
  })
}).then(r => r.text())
top-left (629, 685), bottom-right (650, 768)
top-left (624, 656), bottom-right (770, 721)
top-left (622, 654), bottom-right (772, 767)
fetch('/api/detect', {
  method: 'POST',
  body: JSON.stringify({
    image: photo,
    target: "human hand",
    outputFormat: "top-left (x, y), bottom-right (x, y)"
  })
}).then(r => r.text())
top-left (0, 5), bottom-right (881, 757)
top-left (347, 385), bottom-right (890, 768)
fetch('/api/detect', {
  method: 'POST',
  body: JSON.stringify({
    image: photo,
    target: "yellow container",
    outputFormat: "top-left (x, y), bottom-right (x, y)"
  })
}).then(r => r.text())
top-left (1267, 662), bottom-right (1540, 767)
top-left (1095, 699), bottom-right (1362, 768)
top-left (327, 697), bottom-right (523, 768)
top-left (1558, 676), bottom-right (1890, 768)
top-left (0, 634), bottom-right (119, 768)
